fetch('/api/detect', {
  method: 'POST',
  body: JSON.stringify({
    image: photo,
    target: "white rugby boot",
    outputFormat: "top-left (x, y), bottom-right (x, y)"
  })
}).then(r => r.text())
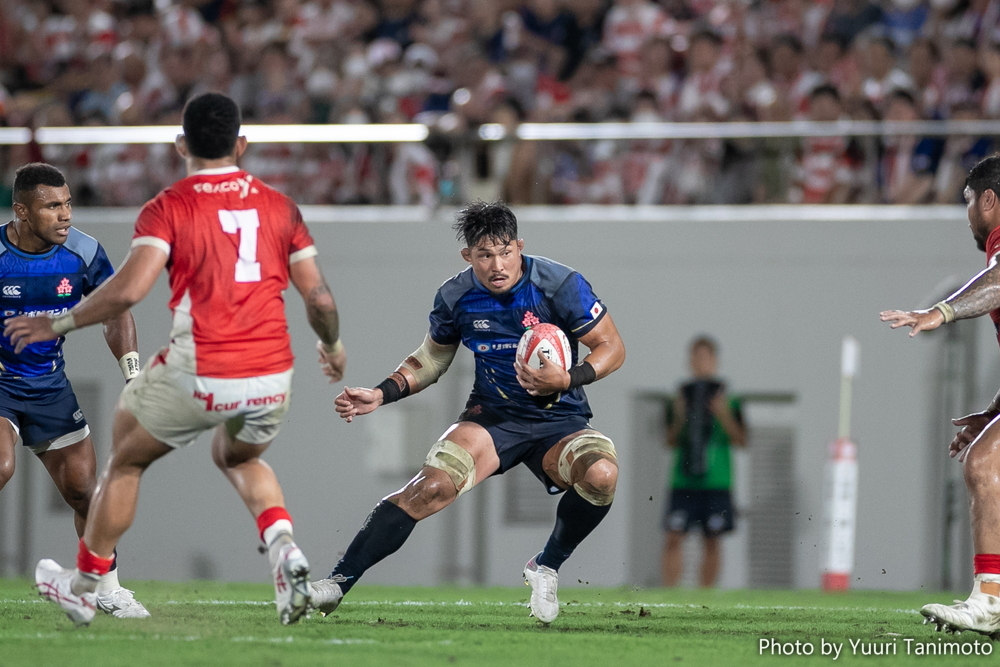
top-left (921, 576), bottom-right (1000, 638)
top-left (309, 577), bottom-right (345, 616)
top-left (95, 587), bottom-right (151, 618)
top-left (523, 553), bottom-right (559, 624)
top-left (35, 559), bottom-right (96, 627)
top-left (272, 541), bottom-right (312, 625)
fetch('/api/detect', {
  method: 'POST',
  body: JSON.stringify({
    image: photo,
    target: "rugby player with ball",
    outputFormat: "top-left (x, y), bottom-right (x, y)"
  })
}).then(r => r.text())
top-left (312, 201), bottom-right (625, 624)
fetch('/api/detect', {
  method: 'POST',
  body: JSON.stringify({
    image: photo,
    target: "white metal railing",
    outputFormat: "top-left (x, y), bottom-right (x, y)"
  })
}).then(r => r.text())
top-left (69, 204), bottom-right (968, 225)
top-left (1, 120), bottom-right (999, 145)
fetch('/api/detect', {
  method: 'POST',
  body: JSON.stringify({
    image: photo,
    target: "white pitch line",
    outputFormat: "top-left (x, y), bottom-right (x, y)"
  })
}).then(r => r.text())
top-left (0, 597), bottom-right (921, 614)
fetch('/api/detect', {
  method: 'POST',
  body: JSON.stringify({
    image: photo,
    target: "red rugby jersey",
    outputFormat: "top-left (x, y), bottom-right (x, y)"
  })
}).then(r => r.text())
top-left (986, 226), bottom-right (1000, 346)
top-left (132, 166), bottom-right (317, 378)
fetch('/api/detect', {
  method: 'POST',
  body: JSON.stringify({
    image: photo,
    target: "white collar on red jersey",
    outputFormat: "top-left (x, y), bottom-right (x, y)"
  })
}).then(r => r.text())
top-left (191, 166), bottom-right (241, 176)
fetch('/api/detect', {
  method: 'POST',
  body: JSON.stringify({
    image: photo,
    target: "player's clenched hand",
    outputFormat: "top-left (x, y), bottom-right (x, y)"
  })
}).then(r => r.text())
top-left (950, 411), bottom-right (997, 461)
top-left (879, 308), bottom-right (945, 337)
top-left (334, 386), bottom-right (382, 423)
top-left (317, 340), bottom-right (346, 383)
top-left (3, 315), bottom-right (58, 353)
top-left (514, 353), bottom-right (569, 397)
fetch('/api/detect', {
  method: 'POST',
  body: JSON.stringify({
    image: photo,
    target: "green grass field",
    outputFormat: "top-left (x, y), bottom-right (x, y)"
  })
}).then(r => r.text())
top-left (0, 578), bottom-right (994, 666)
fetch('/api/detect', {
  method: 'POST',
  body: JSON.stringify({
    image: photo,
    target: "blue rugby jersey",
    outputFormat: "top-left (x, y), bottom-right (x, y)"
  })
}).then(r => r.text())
top-left (0, 223), bottom-right (114, 397)
top-left (429, 255), bottom-right (606, 419)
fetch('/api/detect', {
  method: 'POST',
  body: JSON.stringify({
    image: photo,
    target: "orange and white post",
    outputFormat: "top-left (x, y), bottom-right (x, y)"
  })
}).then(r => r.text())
top-left (823, 336), bottom-right (859, 592)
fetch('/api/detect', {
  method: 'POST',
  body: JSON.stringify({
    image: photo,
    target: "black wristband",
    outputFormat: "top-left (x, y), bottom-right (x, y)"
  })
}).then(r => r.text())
top-left (567, 361), bottom-right (597, 389)
top-left (376, 372), bottom-right (411, 405)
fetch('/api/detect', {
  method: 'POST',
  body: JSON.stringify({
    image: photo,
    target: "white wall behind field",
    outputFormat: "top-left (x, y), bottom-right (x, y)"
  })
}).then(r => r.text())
top-left (0, 205), bottom-right (989, 592)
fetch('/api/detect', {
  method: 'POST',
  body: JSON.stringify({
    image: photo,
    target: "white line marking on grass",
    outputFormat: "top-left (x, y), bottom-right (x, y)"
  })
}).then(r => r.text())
top-left (0, 597), bottom-right (921, 615)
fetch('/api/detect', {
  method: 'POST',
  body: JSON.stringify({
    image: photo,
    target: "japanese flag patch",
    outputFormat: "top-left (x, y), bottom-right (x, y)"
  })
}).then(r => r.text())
top-left (589, 301), bottom-right (604, 319)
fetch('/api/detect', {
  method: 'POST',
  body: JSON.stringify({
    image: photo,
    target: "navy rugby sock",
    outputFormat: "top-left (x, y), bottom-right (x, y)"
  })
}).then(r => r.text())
top-left (537, 488), bottom-right (612, 572)
top-left (330, 500), bottom-right (417, 594)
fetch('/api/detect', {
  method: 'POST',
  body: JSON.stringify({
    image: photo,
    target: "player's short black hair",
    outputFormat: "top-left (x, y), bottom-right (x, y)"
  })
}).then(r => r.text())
top-left (966, 156), bottom-right (1000, 199)
top-left (182, 93), bottom-right (242, 160)
top-left (810, 84), bottom-right (840, 102)
top-left (690, 335), bottom-right (718, 356)
top-left (453, 201), bottom-right (518, 248)
top-left (12, 163), bottom-right (66, 203)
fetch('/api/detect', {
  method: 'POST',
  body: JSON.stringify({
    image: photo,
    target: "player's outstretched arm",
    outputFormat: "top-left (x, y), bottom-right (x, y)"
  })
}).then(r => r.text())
top-left (515, 313), bottom-right (626, 396)
top-left (334, 333), bottom-right (458, 422)
top-left (289, 255), bottom-right (345, 382)
top-left (880, 258), bottom-right (1000, 337)
top-left (3, 246), bottom-right (167, 354)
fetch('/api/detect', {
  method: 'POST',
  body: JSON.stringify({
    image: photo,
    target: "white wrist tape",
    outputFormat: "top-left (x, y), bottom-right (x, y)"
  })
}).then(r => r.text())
top-left (51, 312), bottom-right (77, 336)
top-left (118, 352), bottom-right (141, 380)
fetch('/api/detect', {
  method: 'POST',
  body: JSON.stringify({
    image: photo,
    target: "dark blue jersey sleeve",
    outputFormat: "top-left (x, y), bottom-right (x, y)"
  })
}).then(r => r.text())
top-left (83, 244), bottom-right (114, 296)
top-left (552, 272), bottom-right (606, 339)
top-left (428, 290), bottom-right (460, 345)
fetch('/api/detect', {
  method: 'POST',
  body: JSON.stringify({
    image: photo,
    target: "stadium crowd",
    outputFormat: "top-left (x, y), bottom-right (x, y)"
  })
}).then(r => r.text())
top-left (1, 0), bottom-right (999, 206)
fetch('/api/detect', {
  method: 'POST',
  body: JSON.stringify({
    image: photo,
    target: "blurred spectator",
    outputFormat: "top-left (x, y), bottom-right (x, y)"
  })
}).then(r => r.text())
top-left (879, 88), bottom-right (945, 204)
top-left (789, 85), bottom-right (857, 204)
top-left (933, 103), bottom-right (992, 202)
top-left (860, 36), bottom-right (913, 107)
top-left (662, 336), bottom-right (746, 589)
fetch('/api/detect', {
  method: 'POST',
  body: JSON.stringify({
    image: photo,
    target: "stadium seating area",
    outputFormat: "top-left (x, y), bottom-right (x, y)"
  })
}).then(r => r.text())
top-left (0, 0), bottom-right (998, 205)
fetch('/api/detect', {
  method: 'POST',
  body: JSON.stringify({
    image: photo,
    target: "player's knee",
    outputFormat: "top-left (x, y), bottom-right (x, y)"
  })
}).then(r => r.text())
top-left (0, 455), bottom-right (13, 488)
top-left (415, 472), bottom-right (459, 506)
top-left (559, 433), bottom-right (617, 506)
top-left (581, 458), bottom-right (618, 496)
top-left (423, 439), bottom-right (476, 497)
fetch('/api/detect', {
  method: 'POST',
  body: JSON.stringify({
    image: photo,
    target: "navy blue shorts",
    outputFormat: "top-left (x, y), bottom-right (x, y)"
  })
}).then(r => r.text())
top-left (0, 383), bottom-right (90, 452)
top-left (457, 401), bottom-right (591, 495)
top-left (663, 489), bottom-right (735, 536)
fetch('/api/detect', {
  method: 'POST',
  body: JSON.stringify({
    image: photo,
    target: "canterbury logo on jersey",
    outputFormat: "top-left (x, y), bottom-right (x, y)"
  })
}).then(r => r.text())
top-left (193, 175), bottom-right (259, 199)
top-left (2, 285), bottom-right (20, 297)
top-left (473, 319), bottom-right (490, 330)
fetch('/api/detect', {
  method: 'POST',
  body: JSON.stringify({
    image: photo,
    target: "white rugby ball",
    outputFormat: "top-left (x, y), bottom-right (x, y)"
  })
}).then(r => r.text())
top-left (517, 323), bottom-right (572, 371)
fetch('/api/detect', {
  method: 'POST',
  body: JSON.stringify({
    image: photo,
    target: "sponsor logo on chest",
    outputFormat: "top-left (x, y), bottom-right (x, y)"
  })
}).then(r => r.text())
top-left (2, 285), bottom-right (20, 297)
top-left (56, 278), bottom-right (73, 297)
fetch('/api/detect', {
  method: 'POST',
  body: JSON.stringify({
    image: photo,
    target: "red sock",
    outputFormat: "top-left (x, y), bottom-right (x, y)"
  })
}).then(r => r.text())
top-left (974, 554), bottom-right (1000, 575)
top-left (76, 539), bottom-right (114, 576)
top-left (256, 507), bottom-right (293, 544)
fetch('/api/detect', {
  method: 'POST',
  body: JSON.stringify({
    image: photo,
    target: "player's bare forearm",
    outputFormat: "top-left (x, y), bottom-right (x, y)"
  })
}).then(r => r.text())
top-left (577, 314), bottom-right (625, 380)
top-left (306, 283), bottom-right (339, 345)
top-left (290, 256), bottom-right (339, 344)
top-left (946, 260), bottom-right (1000, 321)
top-left (103, 309), bottom-right (138, 359)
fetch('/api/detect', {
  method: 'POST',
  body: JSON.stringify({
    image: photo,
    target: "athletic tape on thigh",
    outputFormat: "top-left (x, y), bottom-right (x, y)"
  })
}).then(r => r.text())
top-left (424, 439), bottom-right (476, 496)
top-left (558, 433), bottom-right (617, 506)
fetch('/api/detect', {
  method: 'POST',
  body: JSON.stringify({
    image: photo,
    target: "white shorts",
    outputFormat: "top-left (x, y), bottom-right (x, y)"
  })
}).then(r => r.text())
top-left (120, 357), bottom-right (293, 449)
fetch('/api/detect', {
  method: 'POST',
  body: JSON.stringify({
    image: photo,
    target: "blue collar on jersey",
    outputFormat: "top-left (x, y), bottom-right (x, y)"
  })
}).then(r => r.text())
top-left (0, 222), bottom-right (61, 259)
top-left (470, 255), bottom-right (532, 298)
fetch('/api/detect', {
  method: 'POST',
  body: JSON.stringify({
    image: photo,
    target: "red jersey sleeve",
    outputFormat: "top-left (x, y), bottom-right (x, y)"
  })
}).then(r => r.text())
top-left (288, 202), bottom-right (318, 265)
top-left (132, 193), bottom-right (174, 257)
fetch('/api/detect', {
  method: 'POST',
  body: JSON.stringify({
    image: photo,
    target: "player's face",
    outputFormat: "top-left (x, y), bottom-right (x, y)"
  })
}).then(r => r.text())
top-left (462, 238), bottom-right (525, 294)
top-left (966, 186), bottom-right (989, 252)
top-left (16, 184), bottom-right (73, 246)
top-left (690, 345), bottom-right (717, 378)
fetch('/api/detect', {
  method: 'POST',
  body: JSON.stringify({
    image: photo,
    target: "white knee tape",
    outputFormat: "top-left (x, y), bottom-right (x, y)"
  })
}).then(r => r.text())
top-left (424, 439), bottom-right (476, 496)
top-left (558, 433), bottom-right (617, 506)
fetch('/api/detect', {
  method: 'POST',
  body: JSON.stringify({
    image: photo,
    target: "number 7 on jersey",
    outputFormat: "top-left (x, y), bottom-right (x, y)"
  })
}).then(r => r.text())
top-left (219, 209), bottom-right (261, 283)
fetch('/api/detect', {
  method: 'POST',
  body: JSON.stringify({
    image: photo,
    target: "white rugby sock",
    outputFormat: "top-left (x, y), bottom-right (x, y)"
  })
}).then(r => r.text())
top-left (95, 567), bottom-right (121, 593)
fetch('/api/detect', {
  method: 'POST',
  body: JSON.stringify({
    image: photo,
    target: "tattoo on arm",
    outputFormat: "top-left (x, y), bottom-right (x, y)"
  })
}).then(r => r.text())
top-left (305, 281), bottom-right (339, 345)
top-left (947, 261), bottom-right (1000, 320)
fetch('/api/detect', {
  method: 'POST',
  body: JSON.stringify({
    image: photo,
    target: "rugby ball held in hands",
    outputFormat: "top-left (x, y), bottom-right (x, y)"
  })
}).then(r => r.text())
top-left (517, 323), bottom-right (572, 371)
